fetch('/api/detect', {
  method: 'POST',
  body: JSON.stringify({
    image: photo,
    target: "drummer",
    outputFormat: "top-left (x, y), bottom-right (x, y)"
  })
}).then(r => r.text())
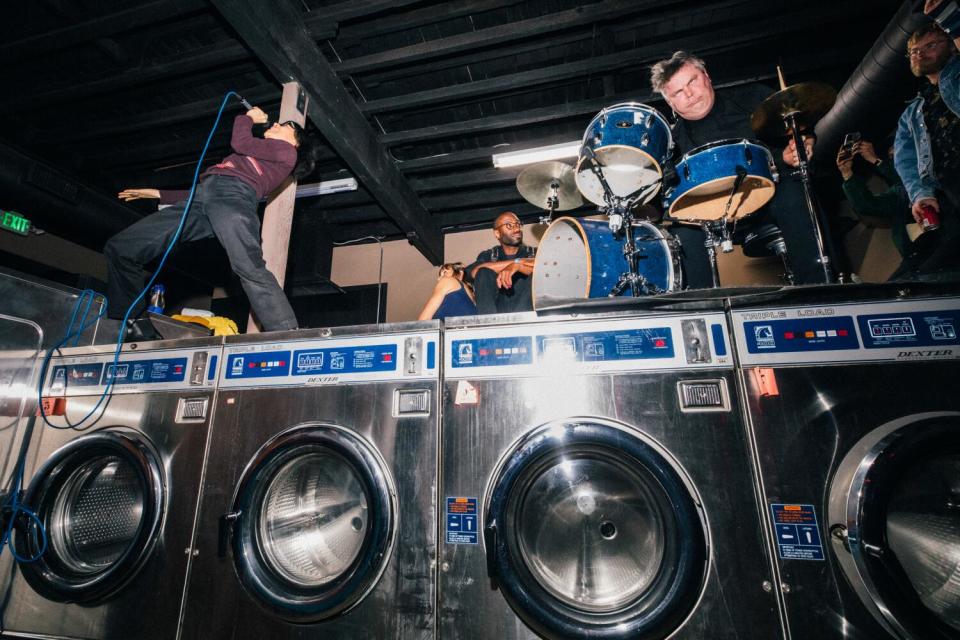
top-left (650, 51), bottom-right (829, 286)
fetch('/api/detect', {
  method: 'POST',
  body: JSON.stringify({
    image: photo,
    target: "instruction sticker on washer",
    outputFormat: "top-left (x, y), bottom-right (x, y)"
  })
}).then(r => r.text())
top-left (446, 497), bottom-right (478, 544)
top-left (770, 503), bottom-right (824, 561)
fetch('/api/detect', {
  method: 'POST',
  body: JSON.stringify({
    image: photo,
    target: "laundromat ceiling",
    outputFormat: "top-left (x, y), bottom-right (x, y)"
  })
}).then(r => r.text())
top-left (1, 0), bottom-right (908, 264)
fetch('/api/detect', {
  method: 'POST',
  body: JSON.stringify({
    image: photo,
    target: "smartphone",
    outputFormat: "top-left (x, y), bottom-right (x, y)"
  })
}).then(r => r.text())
top-left (842, 132), bottom-right (861, 152)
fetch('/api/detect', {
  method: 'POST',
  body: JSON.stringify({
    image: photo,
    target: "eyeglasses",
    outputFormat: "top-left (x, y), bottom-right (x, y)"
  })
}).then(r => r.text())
top-left (496, 221), bottom-right (522, 231)
top-left (906, 40), bottom-right (950, 58)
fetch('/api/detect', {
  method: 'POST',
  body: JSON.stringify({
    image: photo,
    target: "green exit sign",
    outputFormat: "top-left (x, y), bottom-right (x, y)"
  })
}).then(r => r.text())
top-left (1, 210), bottom-right (31, 236)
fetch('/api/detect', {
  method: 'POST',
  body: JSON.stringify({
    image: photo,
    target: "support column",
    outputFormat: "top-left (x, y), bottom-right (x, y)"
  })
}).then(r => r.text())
top-left (247, 81), bottom-right (307, 333)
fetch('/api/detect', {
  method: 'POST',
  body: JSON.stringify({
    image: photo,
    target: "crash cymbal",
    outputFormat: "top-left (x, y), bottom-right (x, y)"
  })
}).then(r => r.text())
top-left (516, 161), bottom-right (583, 211)
top-left (751, 82), bottom-right (837, 143)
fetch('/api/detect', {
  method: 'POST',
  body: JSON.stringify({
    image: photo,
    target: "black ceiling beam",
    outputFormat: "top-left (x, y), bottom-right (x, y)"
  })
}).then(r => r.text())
top-left (311, 0), bottom-right (426, 25)
top-left (0, 41), bottom-right (250, 114)
top-left (333, 0), bottom-right (526, 43)
top-left (210, 0), bottom-right (443, 264)
top-left (334, 0), bottom-right (660, 75)
top-left (393, 136), bottom-right (577, 172)
top-left (358, 1), bottom-right (863, 115)
top-left (0, 0), bottom-right (206, 63)
top-left (409, 166), bottom-right (523, 193)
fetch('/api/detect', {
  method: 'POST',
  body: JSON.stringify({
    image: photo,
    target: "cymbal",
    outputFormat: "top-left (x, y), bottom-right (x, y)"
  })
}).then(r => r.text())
top-left (516, 161), bottom-right (583, 211)
top-left (751, 82), bottom-right (837, 143)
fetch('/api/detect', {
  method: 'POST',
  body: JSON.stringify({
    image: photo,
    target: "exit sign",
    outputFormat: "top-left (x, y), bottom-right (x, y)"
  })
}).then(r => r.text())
top-left (1, 210), bottom-right (30, 236)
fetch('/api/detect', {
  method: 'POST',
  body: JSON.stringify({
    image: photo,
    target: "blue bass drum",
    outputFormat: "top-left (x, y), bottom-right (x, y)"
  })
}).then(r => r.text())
top-left (532, 217), bottom-right (681, 309)
top-left (663, 139), bottom-right (778, 222)
top-left (575, 103), bottom-right (673, 206)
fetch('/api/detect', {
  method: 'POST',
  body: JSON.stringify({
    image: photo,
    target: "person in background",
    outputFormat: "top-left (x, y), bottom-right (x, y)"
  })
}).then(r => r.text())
top-left (466, 211), bottom-right (537, 314)
top-left (106, 106), bottom-right (317, 332)
top-left (418, 262), bottom-right (477, 320)
top-left (650, 51), bottom-right (830, 286)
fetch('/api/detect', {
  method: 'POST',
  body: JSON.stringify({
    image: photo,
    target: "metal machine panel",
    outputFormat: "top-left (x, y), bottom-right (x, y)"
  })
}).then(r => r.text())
top-left (0, 337), bottom-right (222, 640)
top-left (179, 322), bottom-right (440, 640)
top-left (439, 311), bottom-right (782, 640)
top-left (732, 297), bottom-right (960, 365)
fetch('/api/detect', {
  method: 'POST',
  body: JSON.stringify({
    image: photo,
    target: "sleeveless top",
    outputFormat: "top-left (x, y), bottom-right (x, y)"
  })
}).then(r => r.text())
top-left (432, 282), bottom-right (477, 320)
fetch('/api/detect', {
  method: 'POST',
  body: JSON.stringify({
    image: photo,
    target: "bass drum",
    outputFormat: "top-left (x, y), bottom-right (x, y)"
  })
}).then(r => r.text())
top-left (532, 216), bottom-right (681, 309)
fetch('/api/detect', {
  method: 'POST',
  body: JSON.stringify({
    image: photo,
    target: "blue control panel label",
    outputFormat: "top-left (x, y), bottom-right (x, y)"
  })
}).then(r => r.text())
top-left (427, 341), bottom-right (436, 370)
top-left (744, 317), bottom-right (859, 353)
top-left (858, 310), bottom-right (960, 349)
top-left (49, 363), bottom-right (104, 390)
top-left (711, 324), bottom-right (728, 357)
top-left (537, 328), bottom-right (674, 362)
top-left (225, 351), bottom-right (291, 379)
top-left (104, 357), bottom-right (187, 385)
top-left (292, 344), bottom-right (397, 375)
top-left (446, 497), bottom-right (478, 545)
top-left (207, 355), bottom-right (218, 381)
top-left (451, 337), bottom-right (533, 368)
top-left (770, 503), bottom-right (824, 561)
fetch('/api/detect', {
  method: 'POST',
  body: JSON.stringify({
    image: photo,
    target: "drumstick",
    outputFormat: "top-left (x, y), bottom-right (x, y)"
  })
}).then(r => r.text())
top-left (776, 65), bottom-right (787, 91)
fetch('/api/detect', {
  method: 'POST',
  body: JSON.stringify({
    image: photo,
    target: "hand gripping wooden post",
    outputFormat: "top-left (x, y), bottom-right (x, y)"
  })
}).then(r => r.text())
top-left (247, 81), bottom-right (307, 333)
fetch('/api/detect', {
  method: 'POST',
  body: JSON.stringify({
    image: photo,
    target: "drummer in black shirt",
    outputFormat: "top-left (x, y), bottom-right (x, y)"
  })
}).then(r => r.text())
top-left (650, 51), bottom-right (828, 286)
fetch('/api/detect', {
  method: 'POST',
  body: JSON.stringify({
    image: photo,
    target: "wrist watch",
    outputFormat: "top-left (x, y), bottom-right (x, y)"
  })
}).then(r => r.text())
top-left (513, 258), bottom-right (522, 264)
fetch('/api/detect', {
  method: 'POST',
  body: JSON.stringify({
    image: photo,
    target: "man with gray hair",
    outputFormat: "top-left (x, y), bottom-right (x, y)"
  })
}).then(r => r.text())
top-left (649, 51), bottom-right (829, 286)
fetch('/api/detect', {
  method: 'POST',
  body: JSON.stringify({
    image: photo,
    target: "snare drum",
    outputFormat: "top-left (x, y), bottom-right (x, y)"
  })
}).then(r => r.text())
top-left (664, 139), bottom-right (778, 222)
top-left (575, 103), bottom-right (673, 206)
top-left (532, 216), bottom-right (682, 309)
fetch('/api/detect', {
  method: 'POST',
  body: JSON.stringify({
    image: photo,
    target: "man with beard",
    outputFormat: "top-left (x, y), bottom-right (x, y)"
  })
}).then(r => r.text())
top-left (650, 51), bottom-right (829, 286)
top-left (466, 211), bottom-right (537, 314)
top-left (893, 1), bottom-right (960, 276)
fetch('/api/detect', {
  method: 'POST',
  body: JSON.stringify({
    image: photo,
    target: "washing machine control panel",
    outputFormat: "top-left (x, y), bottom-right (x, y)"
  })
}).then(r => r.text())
top-left (444, 313), bottom-right (732, 378)
top-left (46, 346), bottom-right (221, 395)
top-left (732, 297), bottom-right (960, 365)
top-left (218, 331), bottom-right (439, 387)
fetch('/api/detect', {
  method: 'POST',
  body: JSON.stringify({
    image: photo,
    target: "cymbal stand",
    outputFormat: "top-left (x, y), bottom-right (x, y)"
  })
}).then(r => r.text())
top-left (700, 220), bottom-right (732, 289)
top-left (537, 181), bottom-right (561, 225)
top-left (783, 110), bottom-right (834, 283)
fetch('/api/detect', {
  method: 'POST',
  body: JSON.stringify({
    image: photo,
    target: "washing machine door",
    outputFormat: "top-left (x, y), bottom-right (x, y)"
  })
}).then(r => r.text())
top-left (225, 423), bottom-right (396, 623)
top-left (15, 430), bottom-right (165, 603)
top-left (484, 419), bottom-right (708, 640)
top-left (829, 413), bottom-right (960, 639)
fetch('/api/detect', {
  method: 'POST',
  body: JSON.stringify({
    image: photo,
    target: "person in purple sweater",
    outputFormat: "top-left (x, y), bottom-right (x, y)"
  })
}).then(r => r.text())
top-left (106, 106), bottom-right (314, 332)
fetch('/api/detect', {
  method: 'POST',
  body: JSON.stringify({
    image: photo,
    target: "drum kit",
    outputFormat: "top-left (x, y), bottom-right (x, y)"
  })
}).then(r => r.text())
top-left (521, 75), bottom-right (838, 308)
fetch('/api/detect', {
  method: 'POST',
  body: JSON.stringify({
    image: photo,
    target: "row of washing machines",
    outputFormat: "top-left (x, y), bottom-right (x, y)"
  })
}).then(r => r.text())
top-left (1, 289), bottom-right (957, 640)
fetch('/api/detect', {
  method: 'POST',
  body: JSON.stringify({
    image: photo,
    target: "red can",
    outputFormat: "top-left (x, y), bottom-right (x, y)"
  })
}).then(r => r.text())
top-left (919, 204), bottom-right (941, 231)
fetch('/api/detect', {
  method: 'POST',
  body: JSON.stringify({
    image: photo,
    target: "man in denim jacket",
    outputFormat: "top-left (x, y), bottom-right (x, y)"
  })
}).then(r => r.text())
top-left (894, 1), bottom-right (960, 274)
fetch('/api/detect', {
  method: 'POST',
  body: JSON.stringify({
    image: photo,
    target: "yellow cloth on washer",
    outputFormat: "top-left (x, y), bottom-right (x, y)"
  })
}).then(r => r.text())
top-left (170, 314), bottom-right (239, 336)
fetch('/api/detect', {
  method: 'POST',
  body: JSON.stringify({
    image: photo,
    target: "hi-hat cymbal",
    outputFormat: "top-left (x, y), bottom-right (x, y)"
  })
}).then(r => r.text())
top-left (751, 82), bottom-right (837, 143)
top-left (516, 161), bottom-right (583, 211)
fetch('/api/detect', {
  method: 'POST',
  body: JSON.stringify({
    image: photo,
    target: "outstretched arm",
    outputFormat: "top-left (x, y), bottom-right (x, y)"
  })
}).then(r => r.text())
top-left (417, 277), bottom-right (459, 320)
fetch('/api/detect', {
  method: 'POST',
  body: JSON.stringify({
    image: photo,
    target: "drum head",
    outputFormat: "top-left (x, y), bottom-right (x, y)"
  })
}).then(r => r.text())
top-left (668, 175), bottom-right (775, 221)
top-left (575, 148), bottom-right (663, 206)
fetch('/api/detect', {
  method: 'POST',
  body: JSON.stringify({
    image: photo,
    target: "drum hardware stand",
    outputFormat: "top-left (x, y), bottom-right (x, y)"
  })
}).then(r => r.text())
top-left (537, 182), bottom-right (562, 226)
top-left (699, 167), bottom-right (750, 288)
top-left (783, 109), bottom-right (834, 283)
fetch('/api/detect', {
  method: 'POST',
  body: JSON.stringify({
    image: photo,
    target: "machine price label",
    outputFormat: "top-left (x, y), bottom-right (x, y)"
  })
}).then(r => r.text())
top-left (49, 363), bottom-right (104, 392)
top-left (446, 497), bottom-right (479, 544)
top-left (770, 503), bottom-right (824, 561)
top-left (743, 317), bottom-right (859, 354)
top-left (225, 351), bottom-right (291, 379)
top-left (858, 310), bottom-right (960, 350)
top-left (537, 327), bottom-right (675, 363)
top-left (103, 357), bottom-right (187, 385)
top-left (292, 344), bottom-right (397, 375)
top-left (451, 337), bottom-right (533, 369)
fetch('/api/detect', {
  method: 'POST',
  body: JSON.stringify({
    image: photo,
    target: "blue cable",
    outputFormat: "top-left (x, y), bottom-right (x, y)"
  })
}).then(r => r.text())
top-left (9, 91), bottom-right (245, 561)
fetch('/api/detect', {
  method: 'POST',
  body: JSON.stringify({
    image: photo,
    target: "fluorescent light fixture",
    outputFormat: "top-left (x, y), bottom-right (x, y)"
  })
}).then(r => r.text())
top-left (492, 141), bottom-right (581, 168)
top-left (295, 177), bottom-right (358, 198)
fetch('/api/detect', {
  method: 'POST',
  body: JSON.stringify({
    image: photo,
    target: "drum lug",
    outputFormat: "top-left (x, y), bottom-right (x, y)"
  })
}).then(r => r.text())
top-left (645, 113), bottom-right (654, 129)
top-left (744, 145), bottom-right (754, 165)
top-left (683, 164), bottom-right (691, 181)
top-left (641, 134), bottom-right (650, 148)
top-left (595, 133), bottom-right (602, 144)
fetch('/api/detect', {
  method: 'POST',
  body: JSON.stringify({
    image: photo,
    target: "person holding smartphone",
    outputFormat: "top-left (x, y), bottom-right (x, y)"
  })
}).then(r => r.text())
top-left (893, 1), bottom-right (960, 276)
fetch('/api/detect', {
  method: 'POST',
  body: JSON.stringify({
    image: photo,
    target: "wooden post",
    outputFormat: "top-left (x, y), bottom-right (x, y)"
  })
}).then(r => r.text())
top-left (247, 81), bottom-right (307, 333)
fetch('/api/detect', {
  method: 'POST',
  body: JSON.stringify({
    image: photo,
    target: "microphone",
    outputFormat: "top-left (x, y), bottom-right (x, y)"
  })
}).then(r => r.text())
top-left (237, 95), bottom-right (254, 110)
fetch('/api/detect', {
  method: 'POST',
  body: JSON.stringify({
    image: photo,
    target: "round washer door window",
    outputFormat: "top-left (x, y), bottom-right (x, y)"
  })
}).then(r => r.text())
top-left (485, 419), bottom-right (708, 640)
top-left (16, 430), bottom-right (164, 603)
top-left (832, 417), bottom-right (960, 639)
top-left (229, 424), bottom-right (395, 622)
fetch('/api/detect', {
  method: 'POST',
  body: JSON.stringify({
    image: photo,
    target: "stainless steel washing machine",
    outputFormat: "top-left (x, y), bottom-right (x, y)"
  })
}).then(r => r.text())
top-left (731, 293), bottom-right (960, 639)
top-left (0, 336), bottom-right (222, 639)
top-left (179, 322), bottom-right (440, 639)
top-left (439, 309), bottom-right (784, 639)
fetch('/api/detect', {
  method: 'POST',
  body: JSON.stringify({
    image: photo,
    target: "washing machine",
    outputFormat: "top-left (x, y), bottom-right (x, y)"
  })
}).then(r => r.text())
top-left (179, 322), bottom-right (440, 639)
top-left (439, 309), bottom-right (785, 639)
top-left (0, 336), bottom-right (222, 639)
top-left (731, 291), bottom-right (960, 639)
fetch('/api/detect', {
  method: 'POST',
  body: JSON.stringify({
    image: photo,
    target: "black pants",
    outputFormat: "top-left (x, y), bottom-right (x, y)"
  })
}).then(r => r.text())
top-left (474, 268), bottom-right (533, 314)
top-left (673, 172), bottom-right (831, 288)
top-left (104, 175), bottom-right (298, 331)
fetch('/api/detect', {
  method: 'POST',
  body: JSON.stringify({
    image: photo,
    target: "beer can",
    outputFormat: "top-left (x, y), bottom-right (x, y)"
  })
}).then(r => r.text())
top-left (147, 284), bottom-right (165, 314)
top-left (919, 204), bottom-right (940, 232)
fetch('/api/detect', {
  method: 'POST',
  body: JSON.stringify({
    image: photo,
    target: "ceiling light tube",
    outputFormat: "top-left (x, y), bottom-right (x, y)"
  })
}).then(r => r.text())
top-left (491, 141), bottom-right (582, 168)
